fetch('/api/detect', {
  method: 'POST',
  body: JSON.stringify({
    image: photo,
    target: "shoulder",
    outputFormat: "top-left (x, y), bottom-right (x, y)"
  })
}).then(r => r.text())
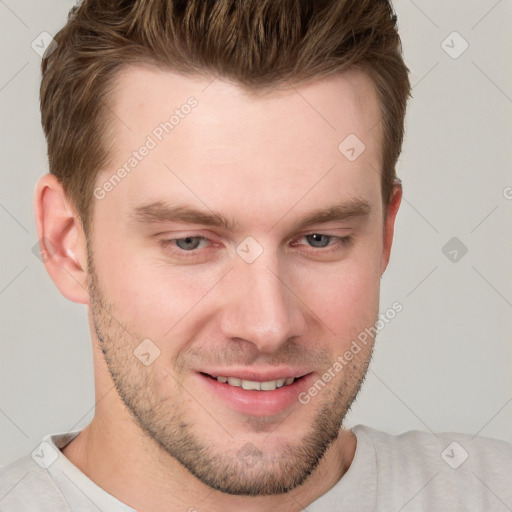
top-left (354, 424), bottom-right (512, 465)
top-left (352, 425), bottom-right (512, 510)
top-left (0, 454), bottom-right (70, 512)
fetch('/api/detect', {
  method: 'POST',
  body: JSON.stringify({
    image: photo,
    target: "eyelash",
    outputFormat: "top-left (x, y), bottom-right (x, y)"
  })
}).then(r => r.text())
top-left (159, 233), bottom-right (352, 258)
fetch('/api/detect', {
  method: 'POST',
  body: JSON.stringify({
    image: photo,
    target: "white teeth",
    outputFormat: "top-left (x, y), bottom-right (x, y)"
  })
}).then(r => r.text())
top-left (216, 376), bottom-right (296, 390)
top-left (260, 380), bottom-right (277, 391)
top-left (242, 380), bottom-right (260, 390)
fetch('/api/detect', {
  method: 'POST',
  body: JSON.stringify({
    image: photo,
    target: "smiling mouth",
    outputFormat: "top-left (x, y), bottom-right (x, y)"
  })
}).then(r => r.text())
top-left (200, 372), bottom-right (310, 391)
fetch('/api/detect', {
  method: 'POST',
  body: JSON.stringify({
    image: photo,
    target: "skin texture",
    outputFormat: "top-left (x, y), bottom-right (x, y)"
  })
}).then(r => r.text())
top-left (34, 65), bottom-right (401, 512)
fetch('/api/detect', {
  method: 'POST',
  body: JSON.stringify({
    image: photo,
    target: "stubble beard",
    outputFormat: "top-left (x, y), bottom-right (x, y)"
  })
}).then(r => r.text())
top-left (86, 247), bottom-right (374, 496)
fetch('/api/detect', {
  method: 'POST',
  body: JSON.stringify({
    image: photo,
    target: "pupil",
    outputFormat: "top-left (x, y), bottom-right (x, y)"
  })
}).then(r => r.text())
top-left (178, 237), bottom-right (199, 250)
top-left (309, 234), bottom-right (328, 247)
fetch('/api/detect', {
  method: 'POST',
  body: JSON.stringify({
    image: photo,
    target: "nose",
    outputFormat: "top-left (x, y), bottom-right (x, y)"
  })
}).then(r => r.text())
top-left (218, 248), bottom-right (306, 353)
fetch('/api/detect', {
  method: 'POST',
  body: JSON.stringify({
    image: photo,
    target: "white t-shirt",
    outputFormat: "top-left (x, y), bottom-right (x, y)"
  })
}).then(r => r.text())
top-left (1, 425), bottom-right (511, 511)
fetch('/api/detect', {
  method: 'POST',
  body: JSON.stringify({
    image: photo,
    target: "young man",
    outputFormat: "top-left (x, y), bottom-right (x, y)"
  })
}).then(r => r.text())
top-left (1, 1), bottom-right (510, 511)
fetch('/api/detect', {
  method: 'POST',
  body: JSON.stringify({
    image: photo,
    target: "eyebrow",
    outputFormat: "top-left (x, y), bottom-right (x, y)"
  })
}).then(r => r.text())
top-left (129, 198), bottom-right (371, 232)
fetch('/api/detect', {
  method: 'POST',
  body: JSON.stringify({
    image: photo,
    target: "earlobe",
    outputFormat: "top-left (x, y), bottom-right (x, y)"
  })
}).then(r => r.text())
top-left (34, 174), bottom-right (90, 304)
top-left (380, 182), bottom-right (402, 275)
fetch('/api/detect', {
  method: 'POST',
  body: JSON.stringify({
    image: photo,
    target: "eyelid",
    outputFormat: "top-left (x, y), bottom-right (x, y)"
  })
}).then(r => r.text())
top-left (292, 226), bottom-right (352, 238)
top-left (291, 233), bottom-right (352, 251)
top-left (156, 226), bottom-right (351, 241)
top-left (158, 229), bottom-right (350, 245)
top-left (159, 232), bottom-right (352, 258)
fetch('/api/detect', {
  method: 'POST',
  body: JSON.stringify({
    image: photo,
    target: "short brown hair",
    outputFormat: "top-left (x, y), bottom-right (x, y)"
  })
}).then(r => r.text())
top-left (40, 0), bottom-right (411, 236)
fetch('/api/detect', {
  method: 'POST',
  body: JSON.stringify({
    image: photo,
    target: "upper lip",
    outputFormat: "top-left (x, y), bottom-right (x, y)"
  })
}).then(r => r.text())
top-left (199, 368), bottom-right (313, 381)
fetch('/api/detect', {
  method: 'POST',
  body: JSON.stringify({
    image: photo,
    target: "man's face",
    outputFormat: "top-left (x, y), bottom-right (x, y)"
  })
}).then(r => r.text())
top-left (87, 65), bottom-right (390, 495)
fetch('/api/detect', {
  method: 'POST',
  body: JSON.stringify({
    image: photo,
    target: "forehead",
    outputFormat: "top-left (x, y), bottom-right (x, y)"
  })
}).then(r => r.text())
top-left (108, 63), bottom-right (381, 149)
top-left (95, 64), bottom-right (383, 232)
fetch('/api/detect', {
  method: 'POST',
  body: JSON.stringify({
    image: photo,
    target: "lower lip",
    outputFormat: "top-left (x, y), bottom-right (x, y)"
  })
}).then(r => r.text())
top-left (197, 372), bottom-right (315, 416)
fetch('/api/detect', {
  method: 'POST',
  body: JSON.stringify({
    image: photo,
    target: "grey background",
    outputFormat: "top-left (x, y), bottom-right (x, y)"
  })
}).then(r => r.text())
top-left (1, 0), bottom-right (511, 467)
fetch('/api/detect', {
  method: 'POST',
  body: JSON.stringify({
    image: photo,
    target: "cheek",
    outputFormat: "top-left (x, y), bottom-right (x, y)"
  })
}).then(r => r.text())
top-left (293, 240), bottom-right (382, 341)
top-left (92, 216), bottom-right (383, 346)
top-left (300, 265), bottom-right (379, 334)
top-left (92, 236), bottom-right (219, 341)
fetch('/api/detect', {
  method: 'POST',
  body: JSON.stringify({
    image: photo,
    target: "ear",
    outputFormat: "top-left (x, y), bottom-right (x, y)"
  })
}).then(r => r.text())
top-left (380, 181), bottom-right (402, 275)
top-left (34, 174), bottom-right (90, 304)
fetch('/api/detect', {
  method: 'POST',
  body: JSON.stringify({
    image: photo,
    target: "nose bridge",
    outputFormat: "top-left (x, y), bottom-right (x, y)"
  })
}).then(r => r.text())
top-left (219, 247), bottom-right (305, 352)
